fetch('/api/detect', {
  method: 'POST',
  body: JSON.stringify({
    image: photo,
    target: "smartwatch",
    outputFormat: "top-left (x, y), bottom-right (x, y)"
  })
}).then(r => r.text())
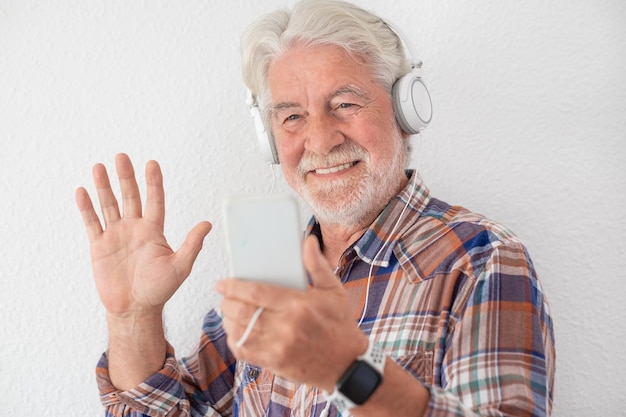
top-left (325, 340), bottom-right (385, 412)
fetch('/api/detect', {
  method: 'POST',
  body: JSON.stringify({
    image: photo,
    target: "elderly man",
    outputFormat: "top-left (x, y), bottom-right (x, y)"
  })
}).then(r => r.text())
top-left (76, 1), bottom-right (555, 416)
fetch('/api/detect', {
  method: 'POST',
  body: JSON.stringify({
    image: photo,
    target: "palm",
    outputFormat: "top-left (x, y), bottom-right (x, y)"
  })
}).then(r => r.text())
top-left (90, 219), bottom-right (176, 314)
top-left (76, 154), bottom-right (211, 318)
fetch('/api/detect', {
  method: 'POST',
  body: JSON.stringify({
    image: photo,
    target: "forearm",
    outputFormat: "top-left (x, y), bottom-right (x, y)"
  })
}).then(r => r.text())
top-left (351, 358), bottom-right (430, 417)
top-left (106, 310), bottom-right (167, 390)
top-left (96, 310), bottom-right (239, 416)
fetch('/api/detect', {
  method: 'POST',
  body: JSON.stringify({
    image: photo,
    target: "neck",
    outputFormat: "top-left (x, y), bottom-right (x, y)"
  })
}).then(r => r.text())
top-left (316, 181), bottom-right (402, 267)
top-left (318, 222), bottom-right (369, 268)
top-left (314, 172), bottom-right (412, 267)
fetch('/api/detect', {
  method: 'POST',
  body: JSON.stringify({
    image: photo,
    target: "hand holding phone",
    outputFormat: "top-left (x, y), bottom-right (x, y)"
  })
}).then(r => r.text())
top-left (223, 193), bottom-right (308, 291)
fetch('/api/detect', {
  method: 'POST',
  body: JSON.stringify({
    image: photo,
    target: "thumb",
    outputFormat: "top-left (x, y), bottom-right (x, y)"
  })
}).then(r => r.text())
top-left (302, 235), bottom-right (341, 290)
top-left (174, 221), bottom-right (213, 276)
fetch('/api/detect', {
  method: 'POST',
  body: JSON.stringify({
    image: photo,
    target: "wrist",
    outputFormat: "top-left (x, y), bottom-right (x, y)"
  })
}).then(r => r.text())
top-left (106, 309), bottom-right (164, 340)
top-left (106, 310), bottom-right (167, 390)
top-left (322, 332), bottom-right (369, 393)
top-left (325, 338), bottom-right (386, 412)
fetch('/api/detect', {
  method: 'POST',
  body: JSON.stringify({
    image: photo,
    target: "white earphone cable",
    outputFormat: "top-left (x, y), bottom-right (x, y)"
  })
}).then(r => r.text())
top-left (269, 164), bottom-right (277, 194)
top-left (357, 171), bottom-right (418, 328)
top-left (236, 306), bottom-right (264, 348)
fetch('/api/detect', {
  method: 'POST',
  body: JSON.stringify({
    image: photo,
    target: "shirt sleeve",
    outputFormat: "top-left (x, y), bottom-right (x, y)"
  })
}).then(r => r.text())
top-left (96, 309), bottom-right (237, 417)
top-left (425, 241), bottom-right (555, 417)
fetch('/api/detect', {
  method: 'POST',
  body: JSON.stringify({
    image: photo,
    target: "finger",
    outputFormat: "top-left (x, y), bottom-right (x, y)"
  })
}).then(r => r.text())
top-left (221, 315), bottom-right (239, 342)
top-left (221, 298), bottom-right (263, 328)
top-left (143, 160), bottom-right (164, 227)
top-left (235, 306), bottom-right (264, 348)
top-left (172, 221), bottom-right (213, 278)
top-left (222, 306), bottom-right (270, 355)
top-left (216, 278), bottom-right (298, 310)
top-left (222, 315), bottom-right (254, 354)
top-left (75, 187), bottom-right (104, 242)
top-left (115, 153), bottom-right (142, 219)
top-left (92, 162), bottom-right (121, 226)
top-left (302, 235), bottom-right (341, 290)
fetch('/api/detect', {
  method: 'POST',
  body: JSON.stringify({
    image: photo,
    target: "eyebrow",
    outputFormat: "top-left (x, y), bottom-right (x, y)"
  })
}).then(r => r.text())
top-left (270, 84), bottom-right (369, 114)
top-left (330, 84), bottom-right (368, 100)
top-left (271, 102), bottom-right (299, 112)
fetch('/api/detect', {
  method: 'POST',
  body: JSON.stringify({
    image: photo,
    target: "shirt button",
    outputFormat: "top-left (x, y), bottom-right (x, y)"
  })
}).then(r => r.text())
top-left (248, 368), bottom-right (259, 379)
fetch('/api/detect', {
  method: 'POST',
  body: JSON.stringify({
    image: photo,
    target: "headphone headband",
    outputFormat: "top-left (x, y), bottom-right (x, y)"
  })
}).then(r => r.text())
top-left (383, 19), bottom-right (422, 70)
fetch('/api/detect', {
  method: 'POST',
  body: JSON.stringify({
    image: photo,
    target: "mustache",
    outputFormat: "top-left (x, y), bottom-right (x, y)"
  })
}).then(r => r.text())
top-left (296, 141), bottom-right (369, 175)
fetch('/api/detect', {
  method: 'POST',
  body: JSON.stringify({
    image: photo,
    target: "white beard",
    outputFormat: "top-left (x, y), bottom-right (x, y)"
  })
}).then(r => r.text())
top-left (293, 136), bottom-right (406, 228)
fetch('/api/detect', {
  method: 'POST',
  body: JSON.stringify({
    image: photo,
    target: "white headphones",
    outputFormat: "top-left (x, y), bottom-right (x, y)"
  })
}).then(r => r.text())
top-left (246, 90), bottom-right (279, 165)
top-left (386, 21), bottom-right (433, 136)
top-left (247, 21), bottom-right (432, 165)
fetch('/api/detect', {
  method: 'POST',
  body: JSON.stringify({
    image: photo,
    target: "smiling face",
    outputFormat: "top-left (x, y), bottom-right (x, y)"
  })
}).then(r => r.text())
top-left (267, 43), bottom-right (408, 228)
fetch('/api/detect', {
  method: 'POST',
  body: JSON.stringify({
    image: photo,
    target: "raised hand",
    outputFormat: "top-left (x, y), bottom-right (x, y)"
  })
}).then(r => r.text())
top-left (75, 153), bottom-right (213, 319)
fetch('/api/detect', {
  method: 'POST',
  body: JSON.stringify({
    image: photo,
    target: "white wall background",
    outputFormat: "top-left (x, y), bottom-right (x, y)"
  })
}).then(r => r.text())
top-left (1, 0), bottom-right (624, 415)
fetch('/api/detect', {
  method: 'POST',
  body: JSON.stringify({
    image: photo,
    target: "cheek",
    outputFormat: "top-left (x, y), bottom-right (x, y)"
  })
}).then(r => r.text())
top-left (275, 135), bottom-right (303, 183)
top-left (362, 126), bottom-right (405, 167)
top-left (279, 165), bottom-right (298, 189)
top-left (275, 136), bottom-right (298, 163)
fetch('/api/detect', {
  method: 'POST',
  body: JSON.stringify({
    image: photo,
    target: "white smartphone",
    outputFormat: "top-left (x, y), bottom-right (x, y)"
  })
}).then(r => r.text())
top-left (223, 193), bottom-right (308, 291)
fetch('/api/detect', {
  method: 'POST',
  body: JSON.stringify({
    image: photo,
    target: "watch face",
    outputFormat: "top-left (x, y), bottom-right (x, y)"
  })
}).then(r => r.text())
top-left (338, 361), bottom-right (383, 405)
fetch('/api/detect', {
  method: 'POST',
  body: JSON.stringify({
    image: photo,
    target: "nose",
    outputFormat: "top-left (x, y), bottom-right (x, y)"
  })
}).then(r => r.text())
top-left (303, 113), bottom-right (345, 155)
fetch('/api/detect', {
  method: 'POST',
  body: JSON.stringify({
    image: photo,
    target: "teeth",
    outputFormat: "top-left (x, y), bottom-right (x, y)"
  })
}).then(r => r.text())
top-left (314, 162), bottom-right (355, 175)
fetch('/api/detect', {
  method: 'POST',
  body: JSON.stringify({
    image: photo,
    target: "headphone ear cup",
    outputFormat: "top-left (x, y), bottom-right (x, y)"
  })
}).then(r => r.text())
top-left (249, 100), bottom-right (279, 164)
top-left (392, 69), bottom-right (433, 135)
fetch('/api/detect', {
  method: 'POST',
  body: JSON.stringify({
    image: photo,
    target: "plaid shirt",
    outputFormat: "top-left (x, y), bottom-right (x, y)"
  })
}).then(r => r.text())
top-left (97, 172), bottom-right (555, 417)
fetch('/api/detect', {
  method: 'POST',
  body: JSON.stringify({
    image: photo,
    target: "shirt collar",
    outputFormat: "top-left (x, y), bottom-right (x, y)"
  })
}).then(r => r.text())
top-left (305, 170), bottom-right (431, 267)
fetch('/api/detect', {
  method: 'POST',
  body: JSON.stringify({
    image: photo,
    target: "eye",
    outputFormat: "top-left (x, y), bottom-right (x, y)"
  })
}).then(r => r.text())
top-left (332, 101), bottom-right (361, 119)
top-left (279, 112), bottom-right (305, 131)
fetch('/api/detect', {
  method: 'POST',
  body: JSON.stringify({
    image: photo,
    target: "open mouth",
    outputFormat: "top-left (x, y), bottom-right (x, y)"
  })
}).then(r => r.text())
top-left (313, 161), bottom-right (358, 175)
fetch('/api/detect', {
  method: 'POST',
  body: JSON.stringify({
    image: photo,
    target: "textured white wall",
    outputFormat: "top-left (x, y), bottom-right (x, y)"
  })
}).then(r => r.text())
top-left (1, 0), bottom-right (624, 415)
